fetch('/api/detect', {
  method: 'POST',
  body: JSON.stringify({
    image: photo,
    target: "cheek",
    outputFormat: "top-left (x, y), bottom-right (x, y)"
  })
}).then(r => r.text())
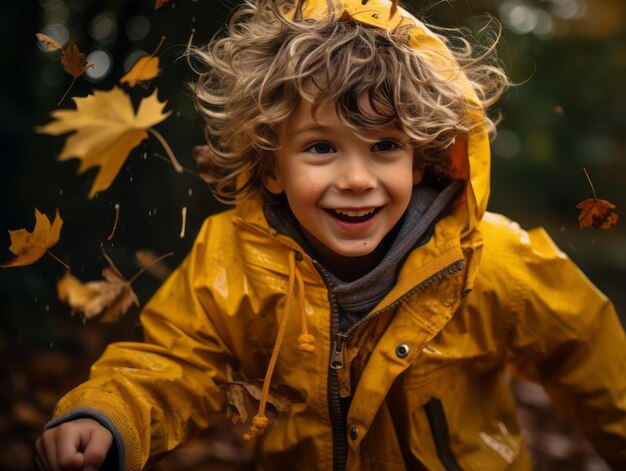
top-left (285, 171), bottom-right (325, 203)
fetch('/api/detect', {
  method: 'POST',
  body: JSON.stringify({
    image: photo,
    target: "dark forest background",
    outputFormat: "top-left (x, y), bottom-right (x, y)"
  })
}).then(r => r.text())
top-left (0, 0), bottom-right (624, 469)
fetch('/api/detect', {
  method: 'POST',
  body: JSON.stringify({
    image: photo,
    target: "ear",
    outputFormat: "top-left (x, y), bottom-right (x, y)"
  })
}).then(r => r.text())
top-left (263, 171), bottom-right (284, 195)
top-left (412, 166), bottom-right (425, 185)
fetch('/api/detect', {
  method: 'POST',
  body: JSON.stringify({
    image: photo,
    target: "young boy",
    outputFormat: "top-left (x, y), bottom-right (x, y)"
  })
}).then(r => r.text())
top-left (36, 1), bottom-right (626, 470)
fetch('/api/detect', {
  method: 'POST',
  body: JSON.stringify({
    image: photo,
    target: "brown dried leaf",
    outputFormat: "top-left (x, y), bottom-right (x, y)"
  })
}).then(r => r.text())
top-left (99, 267), bottom-right (140, 322)
top-left (222, 380), bottom-right (304, 425)
top-left (60, 42), bottom-right (92, 79)
top-left (57, 267), bottom-right (139, 322)
top-left (192, 145), bottom-right (216, 184)
top-left (36, 33), bottom-right (63, 52)
top-left (155, 0), bottom-right (170, 9)
top-left (2, 209), bottom-right (63, 268)
top-left (576, 198), bottom-right (619, 230)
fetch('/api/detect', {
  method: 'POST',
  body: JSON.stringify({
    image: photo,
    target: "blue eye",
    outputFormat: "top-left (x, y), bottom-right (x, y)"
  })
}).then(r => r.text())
top-left (306, 143), bottom-right (336, 154)
top-left (371, 140), bottom-right (398, 152)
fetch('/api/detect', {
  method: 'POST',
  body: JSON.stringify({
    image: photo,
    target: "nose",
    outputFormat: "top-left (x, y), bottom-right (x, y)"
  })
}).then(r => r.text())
top-left (335, 155), bottom-right (377, 193)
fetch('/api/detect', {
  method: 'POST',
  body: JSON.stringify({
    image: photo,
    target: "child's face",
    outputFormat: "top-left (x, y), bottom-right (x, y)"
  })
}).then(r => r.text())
top-left (264, 97), bottom-right (423, 260)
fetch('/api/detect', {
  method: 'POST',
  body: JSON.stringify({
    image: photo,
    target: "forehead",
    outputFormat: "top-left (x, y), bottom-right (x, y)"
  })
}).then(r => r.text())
top-left (285, 93), bottom-right (399, 136)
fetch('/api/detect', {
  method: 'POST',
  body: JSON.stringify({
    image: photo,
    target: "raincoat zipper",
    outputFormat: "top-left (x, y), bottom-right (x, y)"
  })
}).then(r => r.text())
top-left (314, 264), bottom-right (348, 471)
top-left (318, 259), bottom-right (465, 471)
top-left (424, 398), bottom-right (463, 471)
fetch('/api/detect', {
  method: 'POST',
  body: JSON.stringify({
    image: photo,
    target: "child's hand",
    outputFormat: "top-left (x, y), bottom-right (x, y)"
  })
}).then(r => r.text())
top-left (35, 418), bottom-right (113, 471)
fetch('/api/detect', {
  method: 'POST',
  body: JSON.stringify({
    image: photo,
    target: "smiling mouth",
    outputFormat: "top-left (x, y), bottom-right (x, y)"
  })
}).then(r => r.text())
top-left (326, 207), bottom-right (381, 223)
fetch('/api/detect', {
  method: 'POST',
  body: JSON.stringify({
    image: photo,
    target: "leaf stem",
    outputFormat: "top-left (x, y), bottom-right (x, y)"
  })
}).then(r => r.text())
top-left (47, 250), bottom-right (70, 271)
top-left (152, 36), bottom-right (166, 57)
top-left (107, 203), bottom-right (120, 241)
top-left (152, 153), bottom-right (197, 176)
top-left (148, 128), bottom-right (183, 173)
top-left (101, 249), bottom-right (125, 280)
top-left (583, 167), bottom-right (598, 201)
top-left (129, 251), bottom-right (174, 284)
top-left (180, 207), bottom-right (187, 238)
top-left (58, 76), bottom-right (77, 106)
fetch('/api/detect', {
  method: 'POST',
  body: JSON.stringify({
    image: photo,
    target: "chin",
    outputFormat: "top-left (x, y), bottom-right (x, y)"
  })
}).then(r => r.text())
top-left (332, 242), bottom-right (379, 258)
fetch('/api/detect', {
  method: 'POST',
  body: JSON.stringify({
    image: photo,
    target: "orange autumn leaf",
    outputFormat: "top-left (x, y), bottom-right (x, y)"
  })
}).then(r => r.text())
top-left (155, 0), bottom-right (170, 9)
top-left (576, 198), bottom-right (619, 230)
top-left (37, 87), bottom-right (171, 198)
top-left (35, 33), bottom-right (63, 52)
top-left (57, 267), bottom-right (139, 322)
top-left (120, 56), bottom-right (161, 87)
top-left (60, 42), bottom-right (92, 79)
top-left (2, 209), bottom-right (63, 268)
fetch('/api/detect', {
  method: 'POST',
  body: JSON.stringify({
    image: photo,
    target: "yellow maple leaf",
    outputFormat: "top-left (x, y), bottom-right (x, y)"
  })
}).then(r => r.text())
top-left (2, 209), bottom-right (63, 268)
top-left (120, 56), bottom-right (161, 87)
top-left (37, 87), bottom-right (171, 197)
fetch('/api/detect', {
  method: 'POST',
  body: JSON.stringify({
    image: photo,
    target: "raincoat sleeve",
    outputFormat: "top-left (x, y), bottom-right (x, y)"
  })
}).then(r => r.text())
top-left (506, 226), bottom-right (626, 468)
top-left (46, 218), bottom-right (235, 471)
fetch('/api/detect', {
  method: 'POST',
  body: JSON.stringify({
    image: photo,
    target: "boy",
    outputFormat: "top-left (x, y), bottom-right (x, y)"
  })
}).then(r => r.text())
top-left (36, 1), bottom-right (626, 470)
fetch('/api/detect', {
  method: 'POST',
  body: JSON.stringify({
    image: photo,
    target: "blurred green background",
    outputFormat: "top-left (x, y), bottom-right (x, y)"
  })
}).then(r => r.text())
top-left (0, 0), bottom-right (624, 469)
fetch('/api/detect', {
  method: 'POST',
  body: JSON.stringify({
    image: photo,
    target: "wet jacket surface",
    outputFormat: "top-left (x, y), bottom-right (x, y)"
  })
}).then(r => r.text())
top-left (48, 3), bottom-right (626, 470)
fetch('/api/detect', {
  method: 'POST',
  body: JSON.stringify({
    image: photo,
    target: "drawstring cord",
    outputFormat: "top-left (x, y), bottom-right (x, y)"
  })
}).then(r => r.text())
top-left (244, 251), bottom-right (315, 440)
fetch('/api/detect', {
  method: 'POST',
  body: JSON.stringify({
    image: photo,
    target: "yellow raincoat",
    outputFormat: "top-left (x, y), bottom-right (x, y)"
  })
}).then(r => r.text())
top-left (49, 1), bottom-right (626, 470)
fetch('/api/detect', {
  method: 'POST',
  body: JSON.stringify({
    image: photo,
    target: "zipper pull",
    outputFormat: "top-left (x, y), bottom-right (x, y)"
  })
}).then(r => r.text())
top-left (330, 333), bottom-right (348, 370)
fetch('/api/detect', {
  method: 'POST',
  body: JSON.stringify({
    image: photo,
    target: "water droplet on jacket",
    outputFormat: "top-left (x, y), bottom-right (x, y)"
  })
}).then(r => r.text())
top-left (45, 305), bottom-right (50, 312)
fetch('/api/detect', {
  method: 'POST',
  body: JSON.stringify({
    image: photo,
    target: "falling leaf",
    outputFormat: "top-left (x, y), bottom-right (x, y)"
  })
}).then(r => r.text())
top-left (576, 199), bottom-right (619, 229)
top-left (577, 168), bottom-right (619, 230)
top-left (35, 33), bottom-right (63, 52)
top-left (120, 56), bottom-right (161, 87)
top-left (553, 105), bottom-right (564, 117)
top-left (60, 42), bottom-right (92, 79)
top-left (135, 249), bottom-right (173, 280)
top-left (57, 267), bottom-right (139, 322)
top-left (192, 145), bottom-right (216, 184)
top-left (222, 380), bottom-right (303, 425)
top-left (2, 209), bottom-right (63, 268)
top-left (37, 87), bottom-right (171, 197)
top-left (155, 0), bottom-right (170, 9)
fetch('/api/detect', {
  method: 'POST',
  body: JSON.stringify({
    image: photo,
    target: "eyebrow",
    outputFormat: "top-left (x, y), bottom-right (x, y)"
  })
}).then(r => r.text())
top-left (288, 123), bottom-right (330, 137)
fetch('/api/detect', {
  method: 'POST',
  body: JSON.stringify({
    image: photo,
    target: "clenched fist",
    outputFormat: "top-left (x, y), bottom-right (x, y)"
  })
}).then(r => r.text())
top-left (35, 418), bottom-right (113, 471)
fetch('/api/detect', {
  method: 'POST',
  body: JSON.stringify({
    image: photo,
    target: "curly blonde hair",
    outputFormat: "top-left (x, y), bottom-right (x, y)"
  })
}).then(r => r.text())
top-left (191, 0), bottom-right (509, 203)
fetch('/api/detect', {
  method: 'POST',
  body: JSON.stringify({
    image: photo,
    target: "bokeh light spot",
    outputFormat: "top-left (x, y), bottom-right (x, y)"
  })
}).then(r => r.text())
top-left (89, 14), bottom-right (119, 45)
top-left (493, 129), bottom-right (522, 159)
top-left (85, 50), bottom-right (112, 82)
top-left (126, 15), bottom-right (151, 41)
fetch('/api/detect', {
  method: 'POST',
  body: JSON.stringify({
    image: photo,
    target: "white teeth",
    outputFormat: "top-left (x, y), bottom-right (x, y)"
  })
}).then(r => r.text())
top-left (334, 208), bottom-right (375, 217)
